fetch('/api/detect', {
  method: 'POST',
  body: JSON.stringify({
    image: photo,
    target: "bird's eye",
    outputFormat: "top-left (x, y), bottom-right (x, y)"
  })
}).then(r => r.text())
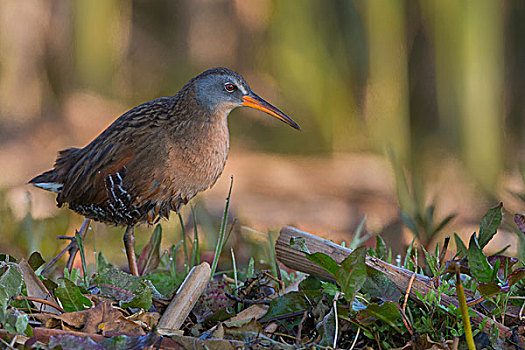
top-left (224, 83), bottom-right (236, 93)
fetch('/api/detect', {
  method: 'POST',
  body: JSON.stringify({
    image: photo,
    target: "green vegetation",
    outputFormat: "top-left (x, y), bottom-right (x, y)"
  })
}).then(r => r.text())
top-left (1, 186), bottom-right (524, 348)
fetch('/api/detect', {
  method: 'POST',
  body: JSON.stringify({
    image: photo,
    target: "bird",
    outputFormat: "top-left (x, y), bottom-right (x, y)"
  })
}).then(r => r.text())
top-left (29, 67), bottom-right (300, 276)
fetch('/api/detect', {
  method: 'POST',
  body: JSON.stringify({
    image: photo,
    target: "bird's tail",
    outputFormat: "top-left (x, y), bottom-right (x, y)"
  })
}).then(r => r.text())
top-left (28, 147), bottom-right (82, 193)
top-left (29, 170), bottom-right (63, 193)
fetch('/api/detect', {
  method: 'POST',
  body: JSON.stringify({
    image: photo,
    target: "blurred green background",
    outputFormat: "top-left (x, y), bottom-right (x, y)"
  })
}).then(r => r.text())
top-left (0, 0), bottom-right (524, 267)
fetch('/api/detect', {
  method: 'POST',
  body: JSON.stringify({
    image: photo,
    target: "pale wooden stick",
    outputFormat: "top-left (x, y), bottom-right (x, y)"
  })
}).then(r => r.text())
top-left (157, 262), bottom-right (211, 333)
top-left (275, 226), bottom-right (522, 343)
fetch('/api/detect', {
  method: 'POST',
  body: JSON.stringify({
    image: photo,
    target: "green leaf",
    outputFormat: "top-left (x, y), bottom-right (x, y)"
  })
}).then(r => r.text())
top-left (477, 282), bottom-right (503, 297)
top-left (374, 235), bottom-right (387, 260)
top-left (28, 252), bottom-right (45, 271)
top-left (467, 235), bottom-right (494, 283)
top-left (478, 203), bottom-right (503, 248)
top-left (320, 281), bottom-right (340, 297)
top-left (317, 308), bottom-right (336, 347)
top-left (454, 233), bottom-right (468, 258)
top-left (356, 301), bottom-right (402, 332)
top-left (421, 245), bottom-right (439, 277)
top-left (14, 311), bottom-right (29, 334)
top-left (0, 264), bottom-right (23, 310)
top-left (96, 267), bottom-right (152, 310)
top-left (335, 247), bottom-right (367, 303)
top-left (290, 236), bottom-right (310, 254)
top-left (403, 239), bottom-right (416, 270)
top-left (43, 278), bottom-right (58, 295)
top-left (55, 278), bottom-right (92, 312)
top-left (137, 224), bottom-right (162, 275)
top-left (96, 252), bottom-right (112, 273)
top-left (508, 267), bottom-right (525, 287)
top-left (246, 257), bottom-right (255, 279)
top-left (298, 286), bottom-right (324, 306)
top-left (363, 267), bottom-right (402, 302)
top-left (3, 308), bottom-right (30, 335)
top-left (306, 252), bottom-right (339, 276)
top-left (487, 255), bottom-right (517, 280)
top-left (0, 255), bottom-right (17, 263)
top-left (261, 291), bottom-right (309, 322)
top-left (299, 276), bottom-right (322, 291)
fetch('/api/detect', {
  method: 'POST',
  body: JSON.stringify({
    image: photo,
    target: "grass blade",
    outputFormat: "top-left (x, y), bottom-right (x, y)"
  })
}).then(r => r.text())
top-left (74, 232), bottom-right (88, 287)
top-left (191, 206), bottom-right (200, 267)
top-left (210, 176), bottom-right (234, 279)
top-left (177, 213), bottom-right (189, 274)
top-left (231, 247), bottom-right (238, 297)
top-left (268, 230), bottom-right (278, 278)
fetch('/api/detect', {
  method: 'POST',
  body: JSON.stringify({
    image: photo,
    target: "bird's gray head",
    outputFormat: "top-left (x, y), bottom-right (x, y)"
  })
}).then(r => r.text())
top-left (194, 68), bottom-right (250, 112)
top-left (192, 67), bottom-right (300, 130)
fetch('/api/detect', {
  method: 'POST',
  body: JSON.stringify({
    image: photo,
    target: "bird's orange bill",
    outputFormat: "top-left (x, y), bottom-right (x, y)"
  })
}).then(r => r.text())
top-left (241, 94), bottom-right (300, 130)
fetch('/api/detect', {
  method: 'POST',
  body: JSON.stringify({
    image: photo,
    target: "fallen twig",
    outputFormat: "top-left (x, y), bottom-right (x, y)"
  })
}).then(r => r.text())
top-left (13, 296), bottom-right (65, 314)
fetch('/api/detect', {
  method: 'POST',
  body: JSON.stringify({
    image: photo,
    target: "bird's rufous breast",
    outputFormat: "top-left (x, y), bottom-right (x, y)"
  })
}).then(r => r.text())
top-left (165, 115), bottom-right (230, 200)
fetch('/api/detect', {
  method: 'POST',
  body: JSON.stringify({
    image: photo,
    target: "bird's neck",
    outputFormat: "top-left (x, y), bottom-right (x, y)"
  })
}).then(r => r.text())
top-left (164, 100), bottom-right (230, 192)
top-left (167, 84), bottom-right (231, 136)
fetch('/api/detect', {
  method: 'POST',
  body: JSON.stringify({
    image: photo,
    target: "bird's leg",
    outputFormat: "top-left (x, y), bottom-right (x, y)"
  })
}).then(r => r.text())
top-left (41, 218), bottom-right (91, 275)
top-left (123, 226), bottom-right (139, 276)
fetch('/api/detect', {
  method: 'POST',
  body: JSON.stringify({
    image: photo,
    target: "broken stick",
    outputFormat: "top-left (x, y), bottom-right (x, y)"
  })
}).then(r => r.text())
top-left (157, 262), bottom-right (211, 334)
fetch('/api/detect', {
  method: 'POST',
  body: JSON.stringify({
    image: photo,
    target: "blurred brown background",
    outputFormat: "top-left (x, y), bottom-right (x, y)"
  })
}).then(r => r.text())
top-left (1, 0), bottom-right (524, 266)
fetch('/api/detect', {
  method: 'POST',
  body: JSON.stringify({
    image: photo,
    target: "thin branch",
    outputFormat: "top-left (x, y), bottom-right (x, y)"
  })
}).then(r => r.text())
top-left (13, 295), bottom-right (65, 313)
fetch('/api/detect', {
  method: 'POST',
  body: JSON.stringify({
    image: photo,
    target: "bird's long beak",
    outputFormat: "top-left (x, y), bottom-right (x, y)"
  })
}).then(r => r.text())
top-left (241, 93), bottom-right (300, 130)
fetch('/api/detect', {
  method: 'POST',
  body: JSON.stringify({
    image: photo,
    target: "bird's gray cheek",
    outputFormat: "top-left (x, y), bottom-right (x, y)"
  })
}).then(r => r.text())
top-left (217, 101), bottom-right (240, 116)
top-left (194, 85), bottom-right (216, 110)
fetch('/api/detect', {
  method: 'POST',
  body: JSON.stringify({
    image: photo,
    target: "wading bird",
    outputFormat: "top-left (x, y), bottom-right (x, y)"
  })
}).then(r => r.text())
top-left (30, 67), bottom-right (300, 275)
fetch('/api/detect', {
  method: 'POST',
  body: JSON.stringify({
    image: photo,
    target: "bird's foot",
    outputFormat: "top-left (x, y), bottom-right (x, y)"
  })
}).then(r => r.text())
top-left (41, 219), bottom-right (91, 275)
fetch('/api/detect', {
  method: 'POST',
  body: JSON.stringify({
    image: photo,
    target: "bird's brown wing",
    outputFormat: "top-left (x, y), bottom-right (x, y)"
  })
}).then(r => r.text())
top-left (55, 98), bottom-right (183, 221)
top-left (57, 130), bottom-right (181, 225)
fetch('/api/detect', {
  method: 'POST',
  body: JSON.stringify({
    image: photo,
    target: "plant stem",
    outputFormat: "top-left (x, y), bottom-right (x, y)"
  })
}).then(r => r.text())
top-left (456, 270), bottom-right (475, 350)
